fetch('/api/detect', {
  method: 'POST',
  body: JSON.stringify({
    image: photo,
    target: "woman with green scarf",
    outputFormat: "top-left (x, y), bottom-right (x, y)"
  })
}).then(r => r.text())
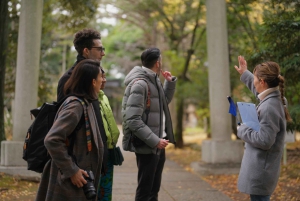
top-left (97, 72), bottom-right (120, 201)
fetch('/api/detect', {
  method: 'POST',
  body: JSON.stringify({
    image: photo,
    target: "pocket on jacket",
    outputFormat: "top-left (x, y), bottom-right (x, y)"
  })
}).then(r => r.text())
top-left (56, 169), bottom-right (63, 185)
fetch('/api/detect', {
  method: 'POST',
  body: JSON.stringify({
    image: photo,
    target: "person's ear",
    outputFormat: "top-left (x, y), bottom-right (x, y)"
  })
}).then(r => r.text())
top-left (92, 79), bottom-right (96, 87)
top-left (260, 79), bottom-right (267, 87)
top-left (156, 60), bottom-right (160, 68)
top-left (83, 48), bottom-right (89, 57)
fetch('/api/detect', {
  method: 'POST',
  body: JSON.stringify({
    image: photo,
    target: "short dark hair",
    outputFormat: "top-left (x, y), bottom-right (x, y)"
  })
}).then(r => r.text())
top-left (141, 48), bottom-right (161, 68)
top-left (73, 29), bottom-right (101, 55)
top-left (64, 59), bottom-right (101, 100)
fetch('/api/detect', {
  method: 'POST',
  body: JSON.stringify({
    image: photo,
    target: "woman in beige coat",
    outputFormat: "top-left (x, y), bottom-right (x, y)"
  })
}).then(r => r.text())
top-left (36, 59), bottom-right (104, 201)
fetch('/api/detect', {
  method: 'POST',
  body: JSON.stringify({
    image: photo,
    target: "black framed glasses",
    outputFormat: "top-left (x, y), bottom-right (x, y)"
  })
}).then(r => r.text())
top-left (91, 46), bottom-right (105, 52)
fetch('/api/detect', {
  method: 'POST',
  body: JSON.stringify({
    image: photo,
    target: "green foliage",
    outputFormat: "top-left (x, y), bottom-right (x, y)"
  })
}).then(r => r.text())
top-left (173, 64), bottom-right (208, 106)
top-left (163, 43), bottom-right (209, 117)
top-left (227, 0), bottom-right (265, 100)
top-left (4, 0), bottom-right (299, 141)
top-left (0, 0), bottom-right (9, 142)
top-left (43, 0), bottom-right (98, 31)
top-left (5, 0), bottom-right (19, 110)
top-left (163, 50), bottom-right (185, 77)
top-left (37, 0), bottom-right (100, 105)
top-left (3, 0), bottom-right (100, 139)
top-left (98, 1), bottom-right (214, 146)
top-left (4, 0), bottom-right (100, 108)
top-left (227, 1), bottom-right (300, 131)
top-left (102, 21), bottom-right (146, 76)
top-left (247, 0), bottom-right (300, 131)
top-left (289, 105), bottom-right (300, 131)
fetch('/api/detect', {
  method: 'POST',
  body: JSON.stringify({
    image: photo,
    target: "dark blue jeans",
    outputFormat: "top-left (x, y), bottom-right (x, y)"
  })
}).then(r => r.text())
top-left (135, 149), bottom-right (166, 201)
top-left (250, 194), bottom-right (271, 201)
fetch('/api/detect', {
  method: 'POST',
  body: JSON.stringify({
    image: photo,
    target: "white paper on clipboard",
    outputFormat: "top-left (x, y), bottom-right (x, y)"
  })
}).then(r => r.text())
top-left (237, 102), bottom-right (260, 132)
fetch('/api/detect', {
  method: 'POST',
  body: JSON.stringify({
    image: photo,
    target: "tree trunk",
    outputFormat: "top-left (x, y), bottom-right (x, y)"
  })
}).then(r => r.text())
top-left (175, 97), bottom-right (184, 148)
top-left (0, 0), bottom-right (9, 144)
top-left (174, 1), bottom-right (203, 148)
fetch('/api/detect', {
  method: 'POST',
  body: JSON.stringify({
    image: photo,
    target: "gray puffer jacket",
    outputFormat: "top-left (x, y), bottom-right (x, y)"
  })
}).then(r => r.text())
top-left (122, 66), bottom-right (177, 154)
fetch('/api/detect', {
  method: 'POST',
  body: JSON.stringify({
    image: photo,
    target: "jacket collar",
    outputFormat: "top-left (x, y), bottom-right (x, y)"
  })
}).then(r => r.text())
top-left (141, 66), bottom-right (159, 84)
top-left (258, 87), bottom-right (279, 100)
top-left (71, 55), bottom-right (86, 69)
top-left (142, 66), bottom-right (156, 75)
top-left (98, 90), bottom-right (104, 100)
top-left (76, 54), bottom-right (86, 63)
top-left (257, 90), bottom-right (281, 109)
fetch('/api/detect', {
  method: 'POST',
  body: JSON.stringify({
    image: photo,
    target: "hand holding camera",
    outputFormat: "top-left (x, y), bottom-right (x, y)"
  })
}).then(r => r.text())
top-left (71, 169), bottom-right (88, 188)
top-left (71, 169), bottom-right (97, 199)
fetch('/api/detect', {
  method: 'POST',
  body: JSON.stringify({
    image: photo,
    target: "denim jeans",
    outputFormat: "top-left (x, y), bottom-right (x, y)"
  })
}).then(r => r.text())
top-left (250, 194), bottom-right (271, 201)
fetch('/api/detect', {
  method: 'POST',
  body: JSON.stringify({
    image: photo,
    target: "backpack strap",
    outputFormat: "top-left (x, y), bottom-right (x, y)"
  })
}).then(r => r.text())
top-left (129, 79), bottom-right (151, 148)
top-left (64, 97), bottom-right (92, 152)
top-left (132, 78), bottom-right (151, 122)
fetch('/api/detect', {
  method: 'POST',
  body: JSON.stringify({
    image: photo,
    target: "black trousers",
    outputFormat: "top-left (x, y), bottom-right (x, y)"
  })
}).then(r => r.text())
top-left (135, 149), bottom-right (166, 201)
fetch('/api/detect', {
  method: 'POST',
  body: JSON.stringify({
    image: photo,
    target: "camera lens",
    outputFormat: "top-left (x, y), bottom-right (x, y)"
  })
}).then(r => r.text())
top-left (85, 190), bottom-right (96, 200)
top-left (82, 170), bottom-right (96, 199)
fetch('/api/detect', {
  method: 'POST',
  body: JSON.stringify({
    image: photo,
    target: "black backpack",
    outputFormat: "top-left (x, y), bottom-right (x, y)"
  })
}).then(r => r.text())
top-left (22, 97), bottom-right (87, 173)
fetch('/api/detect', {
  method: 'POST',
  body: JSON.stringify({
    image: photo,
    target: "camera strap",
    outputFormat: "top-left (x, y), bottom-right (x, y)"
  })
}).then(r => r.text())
top-left (66, 98), bottom-right (92, 167)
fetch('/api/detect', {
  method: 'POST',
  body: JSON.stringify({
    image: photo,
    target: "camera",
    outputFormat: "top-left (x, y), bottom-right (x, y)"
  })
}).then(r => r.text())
top-left (82, 170), bottom-right (96, 200)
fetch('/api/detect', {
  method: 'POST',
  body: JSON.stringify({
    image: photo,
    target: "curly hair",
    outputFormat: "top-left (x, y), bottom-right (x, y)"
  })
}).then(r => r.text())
top-left (73, 28), bottom-right (101, 55)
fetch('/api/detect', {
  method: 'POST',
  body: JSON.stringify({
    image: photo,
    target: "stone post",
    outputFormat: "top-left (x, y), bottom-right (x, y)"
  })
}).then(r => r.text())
top-left (0, 0), bottom-right (43, 178)
top-left (201, 0), bottom-right (243, 164)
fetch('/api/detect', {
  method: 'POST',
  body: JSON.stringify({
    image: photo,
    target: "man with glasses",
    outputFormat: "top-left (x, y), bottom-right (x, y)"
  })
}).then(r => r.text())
top-left (57, 28), bottom-right (106, 102)
top-left (56, 29), bottom-right (108, 198)
top-left (122, 47), bottom-right (177, 201)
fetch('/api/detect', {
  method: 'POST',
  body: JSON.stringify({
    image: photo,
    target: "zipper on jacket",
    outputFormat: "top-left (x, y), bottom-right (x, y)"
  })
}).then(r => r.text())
top-left (159, 79), bottom-right (176, 145)
top-left (155, 75), bottom-right (162, 155)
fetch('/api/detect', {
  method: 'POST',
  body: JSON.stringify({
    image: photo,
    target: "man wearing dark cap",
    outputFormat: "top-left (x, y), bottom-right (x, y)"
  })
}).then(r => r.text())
top-left (56, 28), bottom-right (109, 182)
top-left (122, 47), bottom-right (177, 201)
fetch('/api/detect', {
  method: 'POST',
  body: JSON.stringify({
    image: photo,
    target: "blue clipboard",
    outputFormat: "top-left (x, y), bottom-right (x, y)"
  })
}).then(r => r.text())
top-left (237, 102), bottom-right (260, 132)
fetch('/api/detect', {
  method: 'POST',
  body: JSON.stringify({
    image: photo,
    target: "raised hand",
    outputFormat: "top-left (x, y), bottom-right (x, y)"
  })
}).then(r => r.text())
top-left (161, 69), bottom-right (172, 81)
top-left (234, 55), bottom-right (248, 75)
